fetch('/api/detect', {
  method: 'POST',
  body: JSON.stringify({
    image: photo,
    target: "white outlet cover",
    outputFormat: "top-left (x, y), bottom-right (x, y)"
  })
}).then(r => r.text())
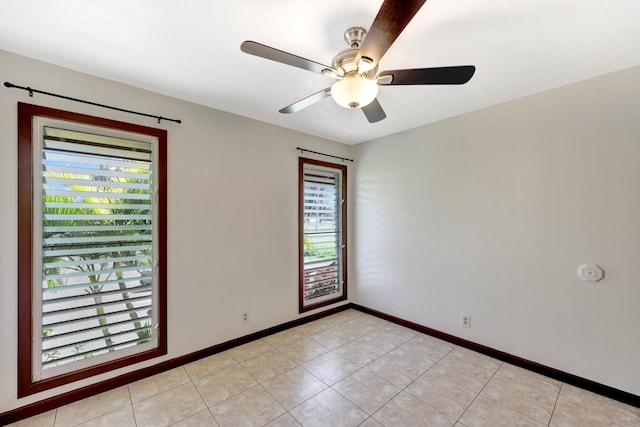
top-left (461, 314), bottom-right (471, 328)
top-left (578, 264), bottom-right (604, 282)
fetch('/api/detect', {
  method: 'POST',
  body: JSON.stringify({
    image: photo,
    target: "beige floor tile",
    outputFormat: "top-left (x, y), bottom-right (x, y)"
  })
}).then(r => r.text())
top-left (172, 409), bottom-right (219, 426)
top-left (330, 309), bottom-right (365, 323)
top-left (290, 388), bottom-right (368, 427)
top-left (277, 337), bottom-right (329, 364)
top-left (309, 315), bottom-right (343, 329)
top-left (292, 321), bottom-right (329, 337)
top-left (132, 382), bottom-right (206, 427)
top-left (265, 413), bottom-right (302, 426)
top-left (359, 328), bottom-right (409, 351)
top-left (354, 330), bottom-right (399, 353)
top-left (350, 313), bottom-right (389, 328)
top-left (192, 364), bottom-right (257, 407)
top-left (359, 418), bottom-right (384, 426)
top-left (495, 363), bottom-right (561, 396)
top-left (338, 319), bottom-right (380, 337)
top-left (129, 367), bottom-right (191, 402)
top-left (390, 340), bottom-right (447, 370)
top-left (210, 385), bottom-right (285, 426)
top-left (574, 384), bottom-right (640, 420)
top-left (348, 325), bottom-right (381, 341)
top-left (310, 327), bottom-right (359, 349)
top-left (448, 347), bottom-right (502, 372)
top-left (430, 355), bottom-right (496, 393)
top-left (365, 350), bottom-right (426, 388)
top-left (184, 351), bottom-right (237, 380)
top-left (261, 366), bottom-right (328, 410)
top-left (54, 386), bottom-right (131, 427)
top-left (460, 396), bottom-right (546, 427)
top-left (373, 391), bottom-right (455, 427)
top-left (240, 348), bottom-right (297, 382)
top-left (557, 382), bottom-right (604, 404)
top-left (379, 323), bottom-right (417, 343)
top-left (75, 405), bottom-right (135, 427)
top-left (480, 374), bottom-right (557, 424)
top-left (409, 334), bottom-right (457, 355)
top-left (551, 397), bottom-right (611, 427)
top-left (228, 338), bottom-right (275, 362)
top-left (302, 351), bottom-right (361, 385)
top-left (406, 371), bottom-right (477, 419)
top-left (265, 328), bottom-right (307, 348)
top-left (551, 384), bottom-right (640, 427)
top-left (7, 409), bottom-right (56, 427)
top-left (332, 337), bottom-right (390, 366)
top-left (295, 317), bottom-right (342, 336)
top-left (559, 382), bottom-right (639, 415)
top-left (333, 368), bottom-right (401, 414)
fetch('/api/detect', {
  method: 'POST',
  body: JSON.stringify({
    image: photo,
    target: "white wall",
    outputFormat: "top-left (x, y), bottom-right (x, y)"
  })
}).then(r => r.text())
top-left (0, 49), bottom-right (354, 412)
top-left (353, 65), bottom-right (640, 395)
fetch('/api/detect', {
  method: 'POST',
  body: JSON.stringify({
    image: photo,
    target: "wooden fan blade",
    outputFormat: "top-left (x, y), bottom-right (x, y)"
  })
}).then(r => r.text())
top-left (279, 88), bottom-right (332, 114)
top-left (241, 41), bottom-right (340, 76)
top-left (357, 0), bottom-right (427, 67)
top-left (361, 98), bottom-right (387, 123)
top-left (378, 66), bottom-right (476, 85)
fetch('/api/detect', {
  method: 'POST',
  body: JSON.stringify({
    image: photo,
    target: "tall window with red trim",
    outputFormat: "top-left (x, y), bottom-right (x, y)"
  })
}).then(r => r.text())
top-left (17, 103), bottom-right (167, 396)
top-left (299, 158), bottom-right (347, 312)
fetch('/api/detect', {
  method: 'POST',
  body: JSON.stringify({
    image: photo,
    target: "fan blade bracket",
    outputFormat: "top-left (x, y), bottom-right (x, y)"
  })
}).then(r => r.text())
top-left (357, 56), bottom-right (376, 74)
top-left (321, 68), bottom-right (344, 79)
top-left (376, 74), bottom-right (394, 85)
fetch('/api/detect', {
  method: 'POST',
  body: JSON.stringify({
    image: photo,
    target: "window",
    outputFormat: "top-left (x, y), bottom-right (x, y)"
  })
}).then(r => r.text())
top-left (17, 103), bottom-right (167, 396)
top-left (299, 158), bottom-right (347, 312)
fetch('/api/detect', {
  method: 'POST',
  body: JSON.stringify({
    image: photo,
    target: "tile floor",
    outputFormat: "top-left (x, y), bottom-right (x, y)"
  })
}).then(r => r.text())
top-left (10, 309), bottom-right (640, 427)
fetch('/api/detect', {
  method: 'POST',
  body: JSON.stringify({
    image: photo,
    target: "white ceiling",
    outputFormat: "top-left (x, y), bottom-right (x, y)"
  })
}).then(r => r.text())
top-left (1, 0), bottom-right (639, 144)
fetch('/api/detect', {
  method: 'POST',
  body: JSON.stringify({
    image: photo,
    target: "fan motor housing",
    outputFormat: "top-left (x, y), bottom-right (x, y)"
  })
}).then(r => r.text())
top-left (332, 48), bottom-right (378, 77)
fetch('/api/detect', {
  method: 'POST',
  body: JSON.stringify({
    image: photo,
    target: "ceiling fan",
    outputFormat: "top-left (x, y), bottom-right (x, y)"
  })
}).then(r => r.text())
top-left (240, 0), bottom-right (475, 123)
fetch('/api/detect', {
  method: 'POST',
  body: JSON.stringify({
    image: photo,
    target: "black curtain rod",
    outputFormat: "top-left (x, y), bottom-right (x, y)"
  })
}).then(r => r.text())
top-left (297, 147), bottom-right (354, 162)
top-left (4, 81), bottom-right (182, 124)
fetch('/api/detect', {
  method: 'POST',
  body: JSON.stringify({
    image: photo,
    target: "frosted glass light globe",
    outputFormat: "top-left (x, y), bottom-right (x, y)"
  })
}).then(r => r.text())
top-left (331, 75), bottom-right (379, 109)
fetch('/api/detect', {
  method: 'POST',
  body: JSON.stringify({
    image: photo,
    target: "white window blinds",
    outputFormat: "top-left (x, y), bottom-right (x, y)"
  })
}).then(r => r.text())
top-left (36, 125), bottom-right (158, 378)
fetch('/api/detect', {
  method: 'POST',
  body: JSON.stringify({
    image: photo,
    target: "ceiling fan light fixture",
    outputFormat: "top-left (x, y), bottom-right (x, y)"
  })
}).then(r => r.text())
top-left (241, 2), bottom-right (475, 123)
top-left (331, 75), bottom-right (378, 109)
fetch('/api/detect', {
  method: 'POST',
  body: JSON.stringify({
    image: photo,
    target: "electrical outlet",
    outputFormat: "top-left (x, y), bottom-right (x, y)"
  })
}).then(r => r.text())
top-left (242, 312), bottom-right (249, 324)
top-left (461, 314), bottom-right (471, 328)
